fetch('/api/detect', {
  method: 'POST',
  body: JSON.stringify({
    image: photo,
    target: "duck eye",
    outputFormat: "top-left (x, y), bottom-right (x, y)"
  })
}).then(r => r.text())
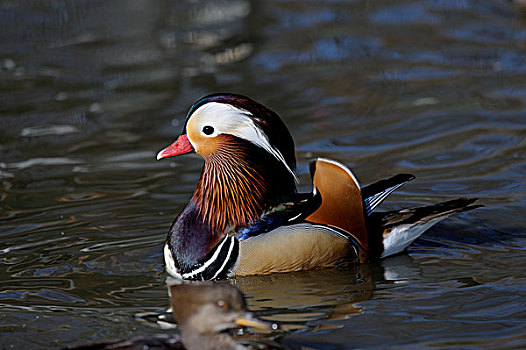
top-left (216, 300), bottom-right (228, 309)
top-left (202, 125), bottom-right (214, 135)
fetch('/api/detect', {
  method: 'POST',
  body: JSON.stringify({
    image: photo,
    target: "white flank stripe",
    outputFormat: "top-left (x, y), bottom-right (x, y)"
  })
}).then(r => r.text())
top-left (211, 236), bottom-right (236, 279)
top-left (164, 244), bottom-right (183, 279)
top-left (288, 213), bottom-right (303, 222)
top-left (311, 224), bottom-right (348, 240)
top-left (181, 235), bottom-right (230, 279)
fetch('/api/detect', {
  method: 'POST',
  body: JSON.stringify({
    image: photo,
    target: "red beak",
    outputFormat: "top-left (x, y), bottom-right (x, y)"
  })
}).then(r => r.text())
top-left (156, 134), bottom-right (195, 160)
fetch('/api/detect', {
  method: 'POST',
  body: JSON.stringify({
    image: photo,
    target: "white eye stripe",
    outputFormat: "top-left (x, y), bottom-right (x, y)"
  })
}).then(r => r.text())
top-left (189, 102), bottom-right (297, 180)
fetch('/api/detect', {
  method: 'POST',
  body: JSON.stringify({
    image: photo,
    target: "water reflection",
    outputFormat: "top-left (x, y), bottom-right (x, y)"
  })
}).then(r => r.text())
top-left (234, 255), bottom-right (422, 329)
top-left (1, 0), bottom-right (526, 348)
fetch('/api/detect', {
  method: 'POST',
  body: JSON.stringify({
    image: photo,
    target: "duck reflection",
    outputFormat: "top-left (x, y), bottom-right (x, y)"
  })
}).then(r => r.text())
top-left (233, 255), bottom-right (422, 328)
top-left (69, 281), bottom-right (277, 350)
top-left (68, 257), bottom-right (421, 349)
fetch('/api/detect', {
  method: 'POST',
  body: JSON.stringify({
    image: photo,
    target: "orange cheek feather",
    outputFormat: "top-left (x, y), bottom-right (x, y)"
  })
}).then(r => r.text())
top-left (187, 127), bottom-right (222, 158)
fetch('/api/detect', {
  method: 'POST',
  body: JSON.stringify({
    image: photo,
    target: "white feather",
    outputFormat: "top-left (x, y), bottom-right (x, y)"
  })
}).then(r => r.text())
top-left (164, 244), bottom-right (182, 279)
top-left (381, 218), bottom-right (443, 258)
top-left (189, 102), bottom-right (297, 180)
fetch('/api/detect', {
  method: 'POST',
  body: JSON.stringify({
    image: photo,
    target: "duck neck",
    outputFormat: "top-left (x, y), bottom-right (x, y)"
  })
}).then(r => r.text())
top-left (194, 138), bottom-right (296, 235)
top-left (168, 137), bottom-right (296, 270)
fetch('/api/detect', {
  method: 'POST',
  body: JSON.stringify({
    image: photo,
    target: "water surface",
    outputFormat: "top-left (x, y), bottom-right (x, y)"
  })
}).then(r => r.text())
top-left (1, 1), bottom-right (525, 349)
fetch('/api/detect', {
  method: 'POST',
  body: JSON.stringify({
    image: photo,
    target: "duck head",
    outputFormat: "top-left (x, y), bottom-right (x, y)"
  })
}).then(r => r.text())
top-left (169, 282), bottom-right (276, 350)
top-left (157, 94), bottom-right (298, 235)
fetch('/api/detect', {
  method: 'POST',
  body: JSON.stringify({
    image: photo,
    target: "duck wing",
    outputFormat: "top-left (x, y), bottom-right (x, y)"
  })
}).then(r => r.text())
top-left (235, 192), bottom-right (321, 239)
top-left (304, 158), bottom-right (370, 259)
top-left (236, 159), bottom-right (414, 244)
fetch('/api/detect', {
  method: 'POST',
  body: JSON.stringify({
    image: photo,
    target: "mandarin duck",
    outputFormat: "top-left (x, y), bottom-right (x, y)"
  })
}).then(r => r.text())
top-left (157, 94), bottom-right (481, 280)
top-left (68, 282), bottom-right (276, 350)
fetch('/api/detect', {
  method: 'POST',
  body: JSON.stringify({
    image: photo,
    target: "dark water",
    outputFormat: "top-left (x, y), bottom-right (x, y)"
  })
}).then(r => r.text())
top-left (1, 0), bottom-right (525, 348)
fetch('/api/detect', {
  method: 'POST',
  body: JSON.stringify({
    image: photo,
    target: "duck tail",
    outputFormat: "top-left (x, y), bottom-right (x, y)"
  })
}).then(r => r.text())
top-left (367, 198), bottom-right (482, 258)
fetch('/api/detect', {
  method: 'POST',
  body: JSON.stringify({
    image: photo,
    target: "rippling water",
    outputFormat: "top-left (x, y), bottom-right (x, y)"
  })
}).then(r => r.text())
top-left (1, 1), bottom-right (525, 349)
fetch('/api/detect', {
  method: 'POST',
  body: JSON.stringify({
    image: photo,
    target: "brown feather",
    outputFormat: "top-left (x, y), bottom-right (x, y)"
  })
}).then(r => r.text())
top-left (193, 135), bottom-right (274, 237)
top-left (305, 159), bottom-right (369, 260)
top-left (235, 224), bottom-right (354, 276)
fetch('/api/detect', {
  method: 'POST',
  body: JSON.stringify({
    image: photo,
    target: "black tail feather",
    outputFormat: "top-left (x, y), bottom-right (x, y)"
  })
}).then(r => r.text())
top-left (367, 198), bottom-right (482, 258)
top-left (362, 174), bottom-right (416, 215)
